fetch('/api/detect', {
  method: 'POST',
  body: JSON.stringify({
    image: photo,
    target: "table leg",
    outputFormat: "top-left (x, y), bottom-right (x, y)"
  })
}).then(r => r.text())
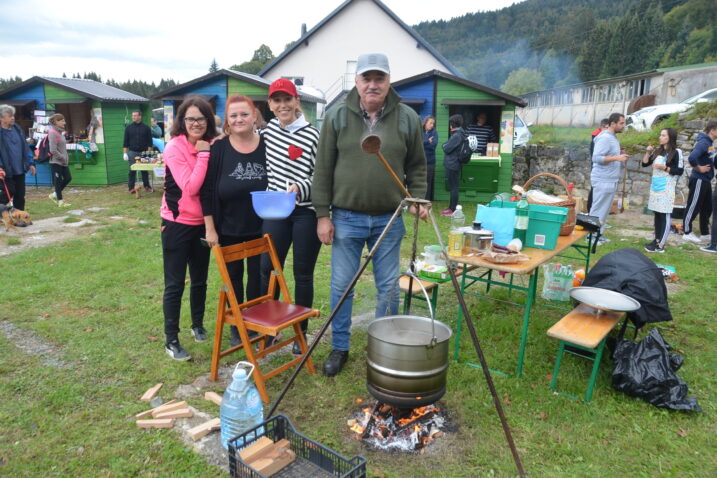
top-left (453, 263), bottom-right (468, 361)
top-left (515, 270), bottom-right (538, 377)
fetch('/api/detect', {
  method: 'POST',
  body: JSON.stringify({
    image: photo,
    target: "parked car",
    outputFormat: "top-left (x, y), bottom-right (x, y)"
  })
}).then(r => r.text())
top-left (626, 88), bottom-right (717, 131)
top-left (514, 114), bottom-right (532, 147)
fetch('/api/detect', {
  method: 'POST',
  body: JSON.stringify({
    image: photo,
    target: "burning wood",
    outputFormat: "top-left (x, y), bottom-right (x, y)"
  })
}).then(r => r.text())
top-left (348, 401), bottom-right (445, 452)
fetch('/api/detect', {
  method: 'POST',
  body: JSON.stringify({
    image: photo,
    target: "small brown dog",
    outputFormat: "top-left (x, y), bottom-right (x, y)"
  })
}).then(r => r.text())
top-left (1, 204), bottom-right (32, 233)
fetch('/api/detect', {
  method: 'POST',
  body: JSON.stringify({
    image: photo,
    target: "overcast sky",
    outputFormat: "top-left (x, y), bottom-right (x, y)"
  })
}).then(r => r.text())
top-left (1, 0), bottom-right (522, 84)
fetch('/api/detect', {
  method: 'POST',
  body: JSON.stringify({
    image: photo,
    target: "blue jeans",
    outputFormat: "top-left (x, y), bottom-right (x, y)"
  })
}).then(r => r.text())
top-left (330, 208), bottom-right (405, 351)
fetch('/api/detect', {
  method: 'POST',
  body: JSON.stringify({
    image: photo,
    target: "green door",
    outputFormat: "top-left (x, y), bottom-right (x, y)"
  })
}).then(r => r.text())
top-left (458, 160), bottom-right (500, 197)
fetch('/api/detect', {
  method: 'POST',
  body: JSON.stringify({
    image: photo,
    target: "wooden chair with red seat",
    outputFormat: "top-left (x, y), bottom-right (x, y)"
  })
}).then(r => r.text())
top-left (210, 234), bottom-right (319, 403)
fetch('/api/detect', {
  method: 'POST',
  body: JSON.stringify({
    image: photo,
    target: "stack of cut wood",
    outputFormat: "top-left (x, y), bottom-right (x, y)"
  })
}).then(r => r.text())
top-left (134, 384), bottom-right (223, 441)
top-left (239, 436), bottom-right (297, 477)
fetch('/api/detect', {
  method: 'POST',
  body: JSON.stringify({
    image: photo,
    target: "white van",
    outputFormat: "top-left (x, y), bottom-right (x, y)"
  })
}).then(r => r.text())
top-left (514, 114), bottom-right (532, 147)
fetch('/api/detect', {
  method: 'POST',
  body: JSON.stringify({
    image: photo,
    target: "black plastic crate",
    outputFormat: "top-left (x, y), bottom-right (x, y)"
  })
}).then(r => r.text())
top-left (228, 415), bottom-right (366, 478)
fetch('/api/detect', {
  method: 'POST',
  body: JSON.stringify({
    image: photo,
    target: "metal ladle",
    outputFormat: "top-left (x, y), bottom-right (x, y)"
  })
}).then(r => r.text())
top-left (361, 134), bottom-right (412, 198)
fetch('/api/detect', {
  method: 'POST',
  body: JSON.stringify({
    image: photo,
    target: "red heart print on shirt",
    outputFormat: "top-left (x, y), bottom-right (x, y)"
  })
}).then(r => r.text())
top-left (288, 145), bottom-right (303, 160)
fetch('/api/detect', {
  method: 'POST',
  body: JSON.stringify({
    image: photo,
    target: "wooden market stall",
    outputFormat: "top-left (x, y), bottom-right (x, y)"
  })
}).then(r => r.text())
top-left (392, 70), bottom-right (527, 203)
top-left (153, 69), bottom-right (325, 138)
top-left (0, 77), bottom-right (150, 186)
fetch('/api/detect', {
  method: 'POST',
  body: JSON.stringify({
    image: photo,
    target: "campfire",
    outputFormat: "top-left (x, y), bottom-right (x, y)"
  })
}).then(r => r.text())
top-left (348, 400), bottom-right (445, 453)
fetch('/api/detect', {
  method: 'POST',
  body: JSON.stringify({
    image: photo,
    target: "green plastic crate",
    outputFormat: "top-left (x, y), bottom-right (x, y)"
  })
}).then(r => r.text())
top-left (525, 204), bottom-right (568, 250)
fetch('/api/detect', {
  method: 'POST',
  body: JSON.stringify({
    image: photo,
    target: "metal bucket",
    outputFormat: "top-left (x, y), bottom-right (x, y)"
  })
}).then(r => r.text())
top-left (366, 274), bottom-right (452, 406)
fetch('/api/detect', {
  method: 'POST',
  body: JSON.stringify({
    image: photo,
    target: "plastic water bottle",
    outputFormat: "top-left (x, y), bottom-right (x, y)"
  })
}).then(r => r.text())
top-left (448, 205), bottom-right (465, 257)
top-left (513, 193), bottom-right (529, 243)
top-left (220, 362), bottom-right (264, 450)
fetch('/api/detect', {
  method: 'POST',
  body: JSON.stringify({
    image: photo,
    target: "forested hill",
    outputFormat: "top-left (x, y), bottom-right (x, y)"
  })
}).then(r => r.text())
top-left (415, 0), bottom-right (717, 93)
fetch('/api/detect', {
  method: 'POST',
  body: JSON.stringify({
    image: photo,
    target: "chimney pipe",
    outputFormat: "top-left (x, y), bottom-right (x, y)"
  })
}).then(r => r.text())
top-left (301, 23), bottom-right (307, 37)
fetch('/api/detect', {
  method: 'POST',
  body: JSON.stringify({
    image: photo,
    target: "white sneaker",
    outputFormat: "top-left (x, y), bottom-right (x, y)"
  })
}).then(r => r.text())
top-left (700, 235), bottom-right (712, 242)
top-left (683, 232), bottom-right (702, 243)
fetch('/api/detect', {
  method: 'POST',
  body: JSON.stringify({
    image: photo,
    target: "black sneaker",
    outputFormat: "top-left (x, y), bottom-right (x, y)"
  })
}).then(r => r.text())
top-left (700, 243), bottom-right (717, 253)
top-left (644, 242), bottom-right (664, 253)
top-left (165, 341), bottom-right (191, 361)
top-left (292, 334), bottom-right (308, 355)
top-left (191, 326), bottom-right (207, 342)
top-left (323, 350), bottom-right (349, 377)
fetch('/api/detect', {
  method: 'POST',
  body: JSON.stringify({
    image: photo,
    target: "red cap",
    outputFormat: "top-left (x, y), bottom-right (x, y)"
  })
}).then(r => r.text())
top-left (269, 78), bottom-right (298, 98)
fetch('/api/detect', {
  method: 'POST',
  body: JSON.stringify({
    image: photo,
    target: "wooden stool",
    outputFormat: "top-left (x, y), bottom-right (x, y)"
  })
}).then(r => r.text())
top-left (399, 276), bottom-right (439, 315)
top-left (547, 304), bottom-right (625, 403)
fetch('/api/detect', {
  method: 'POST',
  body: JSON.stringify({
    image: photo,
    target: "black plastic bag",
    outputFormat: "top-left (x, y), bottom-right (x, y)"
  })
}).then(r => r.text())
top-left (612, 328), bottom-right (701, 411)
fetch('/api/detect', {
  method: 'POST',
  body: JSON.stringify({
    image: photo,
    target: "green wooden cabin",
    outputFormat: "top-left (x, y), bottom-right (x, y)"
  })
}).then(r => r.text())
top-left (392, 70), bottom-right (527, 203)
top-left (0, 77), bottom-right (150, 186)
top-left (153, 69), bottom-right (325, 135)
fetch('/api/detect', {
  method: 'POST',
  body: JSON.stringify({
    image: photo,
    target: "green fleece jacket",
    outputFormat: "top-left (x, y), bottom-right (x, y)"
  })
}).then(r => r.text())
top-left (312, 87), bottom-right (427, 217)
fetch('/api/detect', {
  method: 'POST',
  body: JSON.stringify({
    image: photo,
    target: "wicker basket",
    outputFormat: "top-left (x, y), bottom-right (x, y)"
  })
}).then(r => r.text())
top-left (522, 173), bottom-right (576, 236)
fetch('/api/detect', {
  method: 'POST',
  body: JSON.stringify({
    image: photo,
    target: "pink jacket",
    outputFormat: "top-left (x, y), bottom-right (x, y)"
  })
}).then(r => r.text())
top-left (160, 135), bottom-right (210, 226)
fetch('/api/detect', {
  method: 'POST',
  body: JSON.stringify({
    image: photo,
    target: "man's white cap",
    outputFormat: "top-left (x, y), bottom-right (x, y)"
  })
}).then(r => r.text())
top-left (356, 53), bottom-right (390, 75)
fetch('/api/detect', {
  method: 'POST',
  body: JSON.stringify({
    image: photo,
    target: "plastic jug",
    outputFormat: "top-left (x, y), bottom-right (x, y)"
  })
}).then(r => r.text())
top-left (220, 362), bottom-right (264, 449)
top-left (448, 205), bottom-right (465, 257)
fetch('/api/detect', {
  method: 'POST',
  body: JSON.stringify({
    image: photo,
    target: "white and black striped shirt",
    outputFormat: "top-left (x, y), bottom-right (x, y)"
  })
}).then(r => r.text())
top-left (262, 116), bottom-right (320, 208)
top-left (465, 124), bottom-right (496, 155)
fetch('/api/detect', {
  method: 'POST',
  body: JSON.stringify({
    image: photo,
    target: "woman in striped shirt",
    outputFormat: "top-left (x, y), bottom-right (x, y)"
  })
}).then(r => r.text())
top-left (261, 79), bottom-right (322, 354)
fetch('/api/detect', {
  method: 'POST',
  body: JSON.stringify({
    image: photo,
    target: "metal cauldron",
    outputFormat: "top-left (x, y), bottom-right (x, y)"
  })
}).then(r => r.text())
top-left (366, 274), bottom-right (452, 408)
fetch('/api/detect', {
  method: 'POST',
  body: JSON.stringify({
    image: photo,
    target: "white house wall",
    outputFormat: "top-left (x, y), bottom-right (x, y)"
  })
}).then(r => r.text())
top-left (263, 0), bottom-right (450, 99)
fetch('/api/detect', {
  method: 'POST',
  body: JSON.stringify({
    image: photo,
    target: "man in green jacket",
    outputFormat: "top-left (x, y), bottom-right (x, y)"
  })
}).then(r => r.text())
top-left (313, 53), bottom-right (427, 377)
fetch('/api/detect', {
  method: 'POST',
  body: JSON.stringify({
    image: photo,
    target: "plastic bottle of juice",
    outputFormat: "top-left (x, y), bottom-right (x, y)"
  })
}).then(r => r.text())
top-left (513, 193), bottom-right (529, 243)
top-left (448, 205), bottom-right (465, 257)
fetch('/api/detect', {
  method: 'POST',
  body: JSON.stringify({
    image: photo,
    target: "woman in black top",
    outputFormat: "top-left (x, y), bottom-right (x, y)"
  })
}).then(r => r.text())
top-left (201, 95), bottom-right (267, 345)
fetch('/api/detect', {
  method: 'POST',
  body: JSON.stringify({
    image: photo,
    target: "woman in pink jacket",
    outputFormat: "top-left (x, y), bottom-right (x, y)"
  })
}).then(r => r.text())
top-left (161, 96), bottom-right (217, 361)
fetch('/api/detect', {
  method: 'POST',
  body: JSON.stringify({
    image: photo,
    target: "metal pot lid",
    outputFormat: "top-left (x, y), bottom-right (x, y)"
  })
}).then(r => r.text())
top-left (569, 287), bottom-right (641, 312)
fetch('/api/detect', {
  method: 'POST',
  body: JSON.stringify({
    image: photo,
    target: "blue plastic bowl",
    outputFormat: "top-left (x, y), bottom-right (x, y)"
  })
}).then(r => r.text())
top-left (251, 191), bottom-right (296, 219)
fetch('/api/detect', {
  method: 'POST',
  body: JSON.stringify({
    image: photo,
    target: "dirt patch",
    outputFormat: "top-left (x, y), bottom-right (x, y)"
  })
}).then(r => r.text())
top-left (0, 319), bottom-right (71, 369)
top-left (0, 214), bottom-right (102, 257)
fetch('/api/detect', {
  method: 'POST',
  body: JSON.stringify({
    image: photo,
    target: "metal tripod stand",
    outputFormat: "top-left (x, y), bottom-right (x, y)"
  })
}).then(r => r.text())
top-left (267, 197), bottom-right (526, 477)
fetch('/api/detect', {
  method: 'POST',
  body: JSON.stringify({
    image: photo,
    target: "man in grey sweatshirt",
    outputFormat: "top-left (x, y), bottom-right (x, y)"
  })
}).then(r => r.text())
top-left (589, 112), bottom-right (629, 236)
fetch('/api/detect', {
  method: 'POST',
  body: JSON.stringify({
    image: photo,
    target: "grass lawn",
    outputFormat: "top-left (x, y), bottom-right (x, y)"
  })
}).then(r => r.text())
top-left (1, 185), bottom-right (715, 477)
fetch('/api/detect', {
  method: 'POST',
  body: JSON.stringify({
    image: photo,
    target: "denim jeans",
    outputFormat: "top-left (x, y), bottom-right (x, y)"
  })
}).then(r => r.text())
top-left (330, 208), bottom-right (405, 351)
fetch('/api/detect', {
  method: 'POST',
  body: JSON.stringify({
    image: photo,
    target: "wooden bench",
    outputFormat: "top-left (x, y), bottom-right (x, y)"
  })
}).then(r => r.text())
top-left (547, 303), bottom-right (625, 403)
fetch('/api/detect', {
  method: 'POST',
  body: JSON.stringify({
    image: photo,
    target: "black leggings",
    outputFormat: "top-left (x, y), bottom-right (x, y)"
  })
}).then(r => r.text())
top-left (219, 233), bottom-right (262, 304)
top-left (3, 173), bottom-right (26, 210)
top-left (711, 187), bottom-right (717, 244)
top-left (161, 219), bottom-right (210, 344)
top-left (683, 177), bottom-right (712, 235)
top-left (51, 164), bottom-right (72, 200)
top-left (446, 168), bottom-right (460, 211)
top-left (260, 206), bottom-right (322, 311)
top-left (653, 212), bottom-right (671, 247)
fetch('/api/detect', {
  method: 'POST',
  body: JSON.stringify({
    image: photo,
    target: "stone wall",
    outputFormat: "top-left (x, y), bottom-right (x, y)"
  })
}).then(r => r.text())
top-left (512, 116), bottom-right (717, 207)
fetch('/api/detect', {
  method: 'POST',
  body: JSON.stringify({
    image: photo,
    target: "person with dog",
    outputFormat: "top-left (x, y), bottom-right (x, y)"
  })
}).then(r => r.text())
top-left (123, 110), bottom-right (154, 194)
top-left (259, 78), bottom-right (322, 354)
top-left (0, 104), bottom-right (36, 216)
top-left (313, 53), bottom-right (427, 377)
top-left (47, 114), bottom-right (72, 207)
top-left (201, 95), bottom-right (268, 347)
top-left (641, 128), bottom-right (684, 253)
top-left (160, 96), bottom-right (217, 361)
top-left (682, 120), bottom-right (717, 245)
